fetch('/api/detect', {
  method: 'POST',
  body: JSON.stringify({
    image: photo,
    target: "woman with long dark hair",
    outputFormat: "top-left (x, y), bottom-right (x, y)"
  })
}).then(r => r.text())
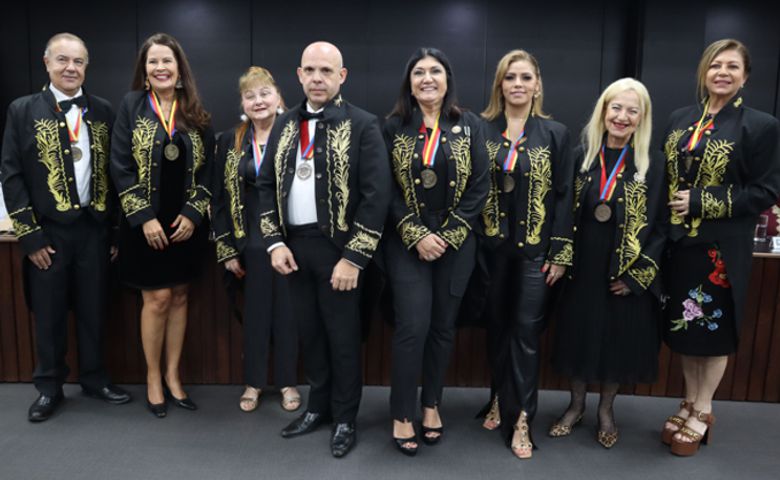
top-left (110, 33), bottom-right (213, 418)
top-left (382, 47), bottom-right (489, 455)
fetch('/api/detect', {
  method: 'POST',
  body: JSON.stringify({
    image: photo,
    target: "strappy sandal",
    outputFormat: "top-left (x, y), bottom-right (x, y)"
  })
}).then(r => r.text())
top-left (482, 395), bottom-right (501, 431)
top-left (239, 386), bottom-right (261, 412)
top-left (662, 400), bottom-right (693, 445)
top-left (511, 411), bottom-right (533, 459)
top-left (670, 409), bottom-right (715, 457)
top-left (280, 387), bottom-right (301, 412)
top-left (548, 412), bottom-right (583, 437)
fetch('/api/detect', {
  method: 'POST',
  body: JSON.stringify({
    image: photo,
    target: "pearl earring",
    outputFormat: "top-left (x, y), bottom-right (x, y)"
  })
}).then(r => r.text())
top-left (240, 114), bottom-right (248, 123)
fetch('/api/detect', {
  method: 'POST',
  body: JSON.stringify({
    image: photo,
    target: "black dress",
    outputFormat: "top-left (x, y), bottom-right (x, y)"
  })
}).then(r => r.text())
top-left (660, 97), bottom-right (780, 356)
top-left (553, 148), bottom-right (661, 384)
top-left (118, 133), bottom-right (207, 289)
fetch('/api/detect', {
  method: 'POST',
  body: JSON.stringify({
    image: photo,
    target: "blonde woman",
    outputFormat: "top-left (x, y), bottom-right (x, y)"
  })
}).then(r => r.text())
top-left (211, 67), bottom-right (300, 413)
top-left (478, 49), bottom-right (575, 459)
top-left (661, 39), bottom-right (780, 456)
top-left (549, 78), bottom-right (665, 448)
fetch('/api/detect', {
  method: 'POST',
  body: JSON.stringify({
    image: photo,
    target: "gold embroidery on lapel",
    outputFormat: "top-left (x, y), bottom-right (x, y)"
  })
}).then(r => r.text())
top-left (689, 138), bottom-right (733, 235)
top-left (525, 146), bottom-right (552, 245)
top-left (449, 136), bottom-right (471, 206)
top-left (275, 120), bottom-right (298, 230)
top-left (328, 120), bottom-right (352, 233)
top-left (186, 131), bottom-right (209, 216)
top-left (34, 119), bottom-right (70, 211)
top-left (618, 180), bottom-right (648, 275)
top-left (88, 121), bottom-right (110, 212)
top-left (481, 140), bottom-right (501, 237)
top-left (120, 116), bottom-right (156, 216)
top-left (574, 175), bottom-right (585, 212)
top-left (391, 134), bottom-right (419, 215)
top-left (664, 129), bottom-right (684, 225)
top-left (225, 148), bottom-right (246, 239)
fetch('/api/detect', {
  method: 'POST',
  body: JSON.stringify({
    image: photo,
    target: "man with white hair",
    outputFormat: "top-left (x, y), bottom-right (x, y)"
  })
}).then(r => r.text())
top-left (1, 32), bottom-right (130, 422)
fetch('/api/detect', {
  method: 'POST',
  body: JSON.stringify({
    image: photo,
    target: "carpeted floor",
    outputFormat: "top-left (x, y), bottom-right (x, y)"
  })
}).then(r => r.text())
top-left (0, 384), bottom-right (778, 480)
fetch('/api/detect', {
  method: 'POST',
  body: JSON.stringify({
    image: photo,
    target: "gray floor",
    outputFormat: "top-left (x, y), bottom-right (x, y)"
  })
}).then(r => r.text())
top-left (1, 384), bottom-right (778, 480)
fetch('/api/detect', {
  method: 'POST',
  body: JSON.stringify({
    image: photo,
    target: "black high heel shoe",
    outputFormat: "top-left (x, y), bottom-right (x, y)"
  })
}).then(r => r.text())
top-left (146, 398), bottom-right (167, 418)
top-left (421, 425), bottom-right (443, 445)
top-left (393, 434), bottom-right (419, 456)
top-left (163, 382), bottom-right (198, 411)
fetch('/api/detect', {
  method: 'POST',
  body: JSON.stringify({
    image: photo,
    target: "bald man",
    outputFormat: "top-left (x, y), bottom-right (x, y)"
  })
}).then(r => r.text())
top-left (1, 32), bottom-right (130, 422)
top-left (257, 42), bottom-right (391, 457)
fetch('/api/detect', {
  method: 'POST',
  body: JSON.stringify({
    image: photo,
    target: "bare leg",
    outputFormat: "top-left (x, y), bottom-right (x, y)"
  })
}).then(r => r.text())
top-left (141, 288), bottom-right (173, 404)
top-left (676, 355), bottom-right (728, 442)
top-left (163, 284), bottom-right (189, 399)
top-left (422, 406), bottom-right (443, 441)
top-left (665, 355), bottom-right (698, 431)
top-left (393, 418), bottom-right (417, 449)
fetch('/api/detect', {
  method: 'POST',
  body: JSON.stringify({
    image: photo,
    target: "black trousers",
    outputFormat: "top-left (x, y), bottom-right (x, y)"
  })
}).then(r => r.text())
top-left (242, 243), bottom-right (297, 389)
top-left (26, 214), bottom-right (110, 396)
top-left (286, 226), bottom-right (363, 423)
top-left (386, 231), bottom-right (475, 421)
top-left (484, 245), bottom-right (550, 443)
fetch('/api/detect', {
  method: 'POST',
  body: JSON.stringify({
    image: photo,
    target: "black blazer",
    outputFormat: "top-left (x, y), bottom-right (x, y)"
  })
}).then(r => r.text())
top-left (662, 96), bottom-right (780, 325)
top-left (256, 95), bottom-right (391, 269)
top-left (480, 115), bottom-right (575, 265)
top-left (570, 146), bottom-right (667, 296)
top-left (1, 87), bottom-right (114, 255)
top-left (383, 109), bottom-right (490, 251)
top-left (211, 127), bottom-right (257, 263)
top-left (110, 90), bottom-right (214, 228)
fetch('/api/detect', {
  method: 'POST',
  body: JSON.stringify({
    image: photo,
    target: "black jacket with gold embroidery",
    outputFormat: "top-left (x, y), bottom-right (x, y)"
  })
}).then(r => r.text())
top-left (570, 146), bottom-right (666, 296)
top-left (256, 95), bottom-right (391, 269)
top-left (480, 115), bottom-right (575, 265)
top-left (662, 97), bottom-right (780, 325)
top-left (110, 90), bottom-right (214, 228)
top-left (211, 127), bottom-right (255, 263)
top-left (383, 110), bottom-right (490, 251)
top-left (1, 87), bottom-right (114, 255)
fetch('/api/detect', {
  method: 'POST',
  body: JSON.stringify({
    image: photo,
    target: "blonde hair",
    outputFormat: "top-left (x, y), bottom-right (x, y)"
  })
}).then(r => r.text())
top-left (580, 78), bottom-right (652, 180)
top-left (696, 38), bottom-right (751, 103)
top-left (234, 66), bottom-right (285, 152)
top-left (482, 49), bottom-right (549, 121)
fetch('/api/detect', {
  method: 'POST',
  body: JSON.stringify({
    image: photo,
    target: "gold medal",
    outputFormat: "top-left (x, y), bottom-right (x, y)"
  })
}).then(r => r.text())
top-left (421, 169), bottom-right (438, 189)
top-left (164, 143), bottom-right (180, 160)
top-left (451, 125), bottom-right (462, 134)
top-left (594, 202), bottom-right (612, 222)
top-left (71, 145), bottom-right (83, 162)
top-left (503, 174), bottom-right (515, 193)
top-left (296, 162), bottom-right (313, 180)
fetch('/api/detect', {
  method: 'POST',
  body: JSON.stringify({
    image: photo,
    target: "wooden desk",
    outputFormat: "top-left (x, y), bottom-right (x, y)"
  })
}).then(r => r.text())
top-left (1, 236), bottom-right (779, 402)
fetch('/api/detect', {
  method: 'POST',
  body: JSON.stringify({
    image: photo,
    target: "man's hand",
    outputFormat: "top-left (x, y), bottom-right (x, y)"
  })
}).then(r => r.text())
top-left (330, 258), bottom-right (359, 291)
top-left (225, 258), bottom-right (246, 278)
top-left (415, 233), bottom-right (447, 262)
top-left (28, 246), bottom-right (56, 270)
top-left (270, 246), bottom-right (298, 275)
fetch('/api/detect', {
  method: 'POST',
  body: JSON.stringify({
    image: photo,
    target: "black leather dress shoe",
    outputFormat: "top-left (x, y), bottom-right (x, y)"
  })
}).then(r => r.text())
top-left (280, 411), bottom-right (330, 438)
top-left (163, 384), bottom-right (197, 410)
top-left (146, 398), bottom-right (167, 418)
top-left (82, 384), bottom-right (132, 405)
top-left (28, 392), bottom-right (64, 422)
top-left (331, 422), bottom-right (356, 458)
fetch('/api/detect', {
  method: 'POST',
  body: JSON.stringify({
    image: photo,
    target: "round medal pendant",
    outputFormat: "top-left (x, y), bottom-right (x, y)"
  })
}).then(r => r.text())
top-left (296, 162), bottom-right (313, 180)
top-left (421, 169), bottom-right (438, 189)
top-left (503, 174), bottom-right (515, 193)
top-left (164, 143), bottom-right (180, 161)
top-left (594, 203), bottom-right (612, 222)
top-left (71, 145), bottom-right (83, 162)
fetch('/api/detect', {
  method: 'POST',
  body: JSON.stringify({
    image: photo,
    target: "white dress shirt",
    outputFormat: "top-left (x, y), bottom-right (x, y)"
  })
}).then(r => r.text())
top-left (50, 84), bottom-right (91, 206)
top-left (287, 103), bottom-right (322, 226)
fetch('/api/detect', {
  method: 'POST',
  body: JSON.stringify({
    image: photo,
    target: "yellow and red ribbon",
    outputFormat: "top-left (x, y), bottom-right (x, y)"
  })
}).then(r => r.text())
top-left (65, 108), bottom-right (87, 143)
top-left (599, 144), bottom-right (629, 202)
top-left (419, 115), bottom-right (442, 168)
top-left (300, 120), bottom-right (315, 160)
top-left (687, 100), bottom-right (714, 151)
top-left (251, 128), bottom-right (266, 176)
top-left (148, 92), bottom-right (177, 140)
top-left (501, 128), bottom-right (526, 173)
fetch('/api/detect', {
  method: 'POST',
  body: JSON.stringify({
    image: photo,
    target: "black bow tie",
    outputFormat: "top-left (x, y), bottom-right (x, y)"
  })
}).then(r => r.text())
top-left (58, 95), bottom-right (87, 112)
top-left (300, 109), bottom-right (324, 121)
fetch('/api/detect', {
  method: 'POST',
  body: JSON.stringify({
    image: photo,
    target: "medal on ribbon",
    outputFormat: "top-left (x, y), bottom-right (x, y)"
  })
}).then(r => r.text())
top-left (149, 92), bottom-right (179, 160)
top-left (682, 101), bottom-right (714, 171)
top-left (501, 127), bottom-right (526, 193)
top-left (297, 120), bottom-right (315, 180)
top-left (64, 107), bottom-right (88, 162)
top-left (594, 144), bottom-right (629, 222)
top-left (419, 115), bottom-right (442, 189)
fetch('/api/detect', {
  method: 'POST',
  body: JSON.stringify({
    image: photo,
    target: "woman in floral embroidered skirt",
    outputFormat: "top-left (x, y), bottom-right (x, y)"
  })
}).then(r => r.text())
top-left (661, 39), bottom-right (780, 457)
